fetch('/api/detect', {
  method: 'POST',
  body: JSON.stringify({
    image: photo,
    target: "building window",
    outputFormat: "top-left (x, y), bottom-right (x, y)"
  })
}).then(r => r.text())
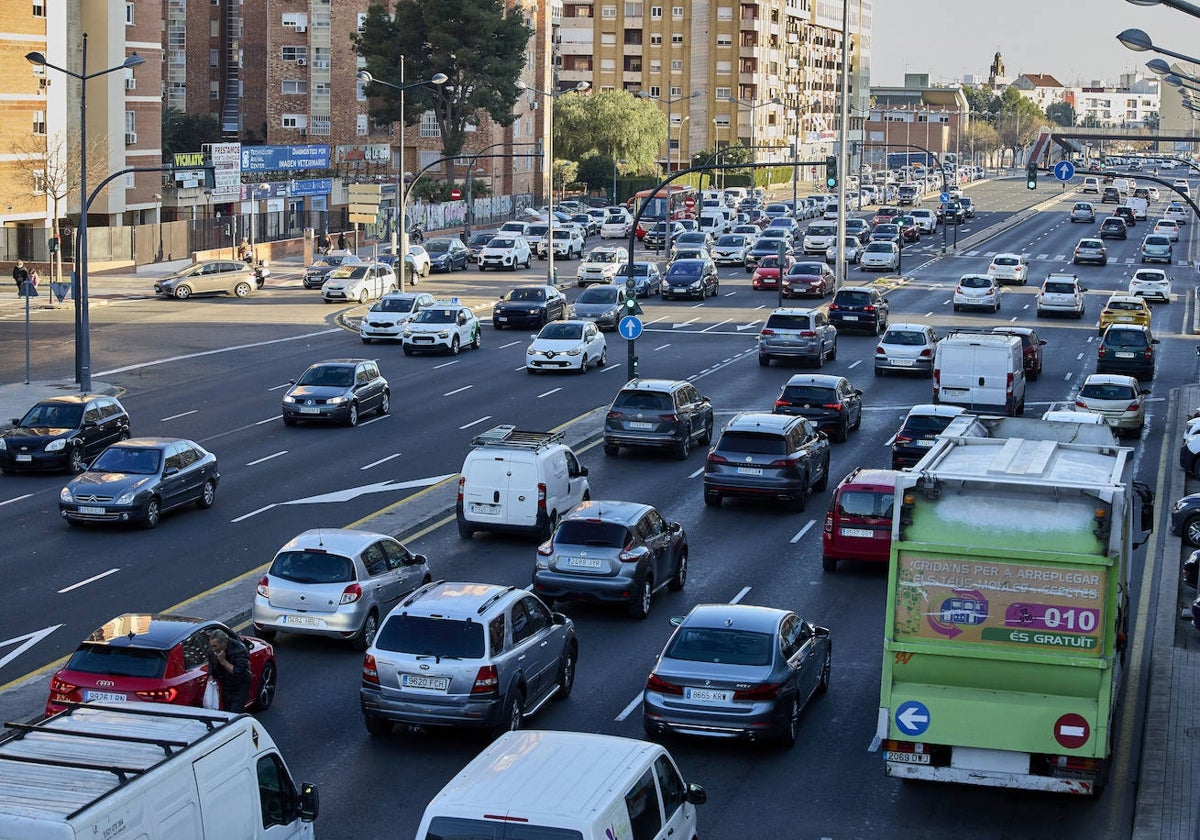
top-left (649, 60), bottom-right (661, 72)
top-left (714, 115), bottom-right (730, 127)
top-left (357, 114), bottom-right (368, 135)
top-left (717, 5), bottom-right (732, 18)
top-left (209, 49), bottom-right (219, 67)
top-left (32, 169), bottom-right (46, 194)
top-left (601, 5), bottom-right (616, 17)
top-left (670, 60), bottom-right (682, 71)
top-left (357, 12), bottom-right (367, 32)
top-left (32, 1), bottom-right (45, 16)
top-left (600, 58), bottom-right (616, 72)
top-left (716, 61), bottom-right (731, 75)
top-left (32, 110), bottom-right (45, 135)
top-left (357, 80), bottom-right (367, 101)
top-left (716, 34), bottom-right (732, 47)
top-left (281, 114), bottom-right (307, 129)
top-left (209, 81), bottom-right (219, 99)
top-left (671, 34), bottom-right (683, 45)
top-left (669, 85), bottom-right (681, 96)
top-left (671, 5), bottom-right (683, 17)
top-left (648, 85), bottom-right (661, 97)
top-left (310, 115), bottom-right (330, 135)
top-left (650, 5), bottom-right (662, 17)
top-left (281, 79), bottom-right (308, 94)
top-left (125, 2), bottom-right (134, 24)
top-left (625, 2), bottom-right (642, 15)
top-left (282, 13), bottom-right (309, 30)
top-left (650, 33), bottom-right (662, 45)
top-left (601, 32), bottom-right (616, 45)
top-left (715, 87), bottom-right (731, 100)
top-left (281, 46), bottom-right (307, 62)
top-left (420, 110), bottom-right (440, 137)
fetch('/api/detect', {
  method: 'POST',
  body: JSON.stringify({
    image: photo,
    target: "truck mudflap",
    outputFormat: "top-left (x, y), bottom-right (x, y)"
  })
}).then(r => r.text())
top-left (883, 758), bottom-right (1096, 795)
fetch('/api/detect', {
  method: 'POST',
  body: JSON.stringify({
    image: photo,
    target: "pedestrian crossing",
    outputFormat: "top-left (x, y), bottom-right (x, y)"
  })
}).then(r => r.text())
top-left (957, 249), bottom-right (1191, 267)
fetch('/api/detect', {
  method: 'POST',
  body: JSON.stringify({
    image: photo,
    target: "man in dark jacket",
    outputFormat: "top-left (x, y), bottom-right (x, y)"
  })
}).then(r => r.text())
top-left (12, 260), bottom-right (28, 292)
top-left (206, 630), bottom-right (253, 712)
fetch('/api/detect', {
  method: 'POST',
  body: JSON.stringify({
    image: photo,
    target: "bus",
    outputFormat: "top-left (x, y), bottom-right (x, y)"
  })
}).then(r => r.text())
top-left (629, 185), bottom-right (697, 238)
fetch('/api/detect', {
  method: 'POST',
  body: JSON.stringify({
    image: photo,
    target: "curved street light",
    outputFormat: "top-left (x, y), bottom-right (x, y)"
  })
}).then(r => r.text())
top-left (1126, 0), bottom-right (1200, 17)
top-left (1117, 28), bottom-right (1200, 64)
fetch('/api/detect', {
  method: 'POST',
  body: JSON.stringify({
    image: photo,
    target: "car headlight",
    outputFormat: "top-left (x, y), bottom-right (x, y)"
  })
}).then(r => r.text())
top-left (59, 487), bottom-right (72, 502)
top-left (1174, 499), bottom-right (1186, 513)
top-left (437, 330), bottom-right (451, 339)
top-left (326, 396), bottom-right (348, 405)
top-left (688, 280), bottom-right (702, 289)
top-left (566, 347), bottom-right (583, 356)
top-left (115, 490), bottom-right (139, 505)
top-left (45, 438), bottom-right (66, 452)
top-left (282, 395), bottom-right (296, 404)
top-left (0, 437), bottom-right (7, 451)
top-left (527, 346), bottom-right (537, 356)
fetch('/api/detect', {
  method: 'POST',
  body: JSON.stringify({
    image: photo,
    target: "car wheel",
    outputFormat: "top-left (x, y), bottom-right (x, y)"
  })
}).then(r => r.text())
top-left (362, 336), bottom-right (373, 344)
top-left (352, 611), bottom-right (379, 651)
top-left (282, 416), bottom-right (297, 426)
top-left (457, 518), bottom-right (475, 540)
top-left (252, 661), bottom-right (277, 711)
top-left (813, 454), bottom-right (830, 491)
top-left (817, 648), bottom-right (831, 694)
top-left (449, 336), bottom-right (460, 356)
top-left (674, 426), bottom-right (692, 460)
top-left (402, 345), bottom-right (413, 356)
top-left (471, 330), bottom-right (481, 351)
top-left (364, 714), bottom-right (393, 737)
top-left (597, 346), bottom-right (607, 368)
top-left (668, 551), bottom-right (688, 591)
top-left (779, 696), bottom-right (801, 747)
top-left (628, 577), bottom-right (653, 619)
top-left (758, 354), bottom-right (771, 367)
top-left (822, 554), bottom-right (838, 572)
top-left (68, 446), bottom-right (86, 474)
top-left (344, 402), bottom-right (359, 428)
top-left (196, 479), bottom-right (216, 509)
top-left (540, 510), bottom-right (558, 542)
top-left (577, 355), bottom-right (589, 375)
top-left (495, 689), bottom-right (524, 737)
top-left (699, 418), bottom-right (713, 446)
top-left (173, 285), bottom-right (192, 300)
top-left (358, 289), bottom-right (368, 305)
top-left (835, 419), bottom-right (850, 444)
top-left (141, 497), bottom-right (161, 530)
top-left (555, 645), bottom-right (577, 700)
top-left (377, 390), bottom-right (390, 416)
top-left (604, 442), bottom-right (620, 456)
top-left (233, 281), bottom-right (252, 298)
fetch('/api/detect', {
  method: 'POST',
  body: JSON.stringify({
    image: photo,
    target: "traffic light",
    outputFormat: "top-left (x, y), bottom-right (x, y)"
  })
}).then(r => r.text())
top-left (1026, 164), bottom-right (1037, 190)
top-left (825, 155), bottom-right (838, 190)
top-left (47, 235), bottom-right (58, 254)
top-left (1099, 155), bottom-right (1107, 172)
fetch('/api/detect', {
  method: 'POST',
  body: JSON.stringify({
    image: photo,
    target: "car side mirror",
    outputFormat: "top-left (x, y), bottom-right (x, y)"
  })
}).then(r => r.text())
top-left (1152, 339), bottom-right (1161, 344)
top-left (163, 466), bottom-right (179, 477)
top-left (669, 521), bottom-right (683, 534)
top-left (686, 784), bottom-right (708, 806)
top-left (298, 782), bottom-right (320, 822)
top-left (668, 615), bottom-right (684, 627)
top-left (854, 389), bottom-right (863, 397)
top-left (552, 612), bottom-right (568, 626)
top-left (288, 379), bottom-right (296, 386)
top-left (10, 418), bottom-right (19, 426)
top-left (1141, 389), bottom-right (1152, 396)
top-left (1039, 340), bottom-right (1047, 345)
top-left (409, 553), bottom-right (428, 566)
top-left (576, 465), bottom-right (589, 477)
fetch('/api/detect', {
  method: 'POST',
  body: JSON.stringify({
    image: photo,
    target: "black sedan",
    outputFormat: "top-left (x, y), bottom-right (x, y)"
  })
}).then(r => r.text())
top-left (642, 603), bottom-right (830, 746)
top-left (466, 232), bottom-right (495, 262)
top-left (492, 285), bottom-right (569, 329)
top-left (0, 394), bottom-right (130, 474)
top-left (424, 237), bottom-right (470, 272)
top-left (59, 438), bottom-right (220, 529)
top-left (663, 259), bottom-right (719, 300)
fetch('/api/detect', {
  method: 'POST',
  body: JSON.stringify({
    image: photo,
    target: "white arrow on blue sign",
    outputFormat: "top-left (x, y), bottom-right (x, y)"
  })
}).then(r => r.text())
top-left (895, 700), bottom-right (931, 736)
top-left (619, 315), bottom-right (643, 341)
top-left (939, 192), bottom-right (950, 204)
top-left (1053, 161), bottom-right (1076, 182)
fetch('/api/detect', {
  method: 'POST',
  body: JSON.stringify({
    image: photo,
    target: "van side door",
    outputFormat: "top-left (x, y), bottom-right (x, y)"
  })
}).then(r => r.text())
top-left (624, 767), bottom-right (664, 840)
top-left (653, 754), bottom-right (699, 840)
top-left (562, 448), bottom-right (588, 507)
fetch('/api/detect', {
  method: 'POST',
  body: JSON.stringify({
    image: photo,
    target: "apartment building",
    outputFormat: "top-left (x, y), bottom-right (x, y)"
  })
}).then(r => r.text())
top-left (556, 0), bottom-right (870, 170)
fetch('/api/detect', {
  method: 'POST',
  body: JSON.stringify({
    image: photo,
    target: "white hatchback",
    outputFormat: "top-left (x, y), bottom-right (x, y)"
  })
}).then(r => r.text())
top-left (1128, 268), bottom-right (1172, 302)
top-left (987, 253), bottom-right (1029, 286)
top-left (525, 320), bottom-right (608, 374)
top-left (1153, 218), bottom-right (1181, 241)
top-left (953, 274), bottom-right (1002, 312)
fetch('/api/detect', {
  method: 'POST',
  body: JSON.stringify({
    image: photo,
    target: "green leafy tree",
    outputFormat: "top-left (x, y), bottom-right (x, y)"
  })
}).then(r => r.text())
top-left (552, 90), bottom-right (665, 174)
top-left (161, 107), bottom-right (222, 160)
top-left (994, 87), bottom-right (1047, 164)
top-left (1046, 101), bottom-right (1076, 127)
top-left (577, 154), bottom-right (615, 192)
top-left (961, 84), bottom-right (999, 117)
top-left (353, 1), bottom-right (531, 180)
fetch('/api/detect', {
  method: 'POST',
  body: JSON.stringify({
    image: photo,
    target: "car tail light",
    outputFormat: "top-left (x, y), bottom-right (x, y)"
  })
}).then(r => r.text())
top-left (1127, 402), bottom-right (1142, 411)
top-left (768, 457), bottom-right (795, 468)
top-left (863, 304), bottom-right (876, 312)
top-left (1098, 346), bottom-right (1109, 358)
top-left (472, 665), bottom-right (499, 696)
top-left (618, 546), bottom-right (640, 562)
top-left (707, 452), bottom-right (729, 464)
top-left (955, 286), bottom-right (964, 294)
top-left (362, 654), bottom-right (379, 685)
top-left (1006, 372), bottom-right (1014, 397)
top-left (876, 346), bottom-right (886, 355)
top-left (537, 482), bottom-right (547, 514)
top-left (895, 434), bottom-right (914, 445)
top-left (457, 476), bottom-right (465, 504)
top-left (774, 399), bottom-right (790, 409)
top-left (823, 403), bottom-right (843, 412)
top-left (340, 583), bottom-right (363, 605)
top-left (1145, 347), bottom-right (1154, 358)
top-left (50, 677), bottom-right (77, 695)
top-left (1075, 400), bottom-right (1088, 409)
top-left (829, 302), bottom-right (839, 310)
top-left (988, 264), bottom-right (997, 273)
top-left (256, 576), bottom-right (270, 598)
top-left (798, 330), bottom-right (816, 337)
top-left (760, 329), bottom-right (775, 336)
top-left (607, 410), bottom-right (623, 421)
top-left (658, 413), bottom-right (678, 422)
top-left (135, 687), bottom-right (179, 703)
top-left (918, 348), bottom-right (933, 359)
top-left (537, 540), bottom-right (554, 557)
top-left (646, 673), bottom-right (683, 696)
top-left (733, 682), bottom-right (783, 701)
top-left (823, 512), bottom-right (834, 534)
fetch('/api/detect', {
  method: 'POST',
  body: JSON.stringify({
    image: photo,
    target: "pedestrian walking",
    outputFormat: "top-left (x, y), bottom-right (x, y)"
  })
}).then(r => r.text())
top-left (205, 630), bottom-right (252, 712)
top-left (11, 260), bottom-right (28, 293)
top-left (337, 231), bottom-right (347, 251)
top-left (317, 230), bottom-right (331, 255)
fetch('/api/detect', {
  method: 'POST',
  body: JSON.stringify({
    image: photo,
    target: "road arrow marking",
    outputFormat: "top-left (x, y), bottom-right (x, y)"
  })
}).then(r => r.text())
top-left (0, 625), bottom-right (62, 670)
top-left (672, 318), bottom-right (699, 329)
top-left (735, 321), bottom-right (761, 331)
top-left (281, 475), bottom-right (457, 506)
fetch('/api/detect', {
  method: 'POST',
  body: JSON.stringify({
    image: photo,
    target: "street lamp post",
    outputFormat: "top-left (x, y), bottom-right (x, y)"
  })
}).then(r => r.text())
top-left (517, 79), bottom-right (590, 287)
top-left (675, 115), bottom-right (690, 175)
top-left (153, 193), bottom-right (163, 262)
top-left (713, 119), bottom-right (724, 191)
top-left (26, 36), bottom-right (144, 392)
top-left (357, 64), bottom-right (447, 283)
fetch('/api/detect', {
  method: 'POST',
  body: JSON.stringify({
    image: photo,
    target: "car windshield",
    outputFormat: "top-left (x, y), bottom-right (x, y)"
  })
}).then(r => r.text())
top-left (554, 520), bottom-right (629, 548)
top-left (269, 550), bottom-right (355, 584)
top-left (1103, 219), bottom-right (1125, 227)
top-left (374, 615), bottom-right (485, 659)
top-left (718, 431), bottom-right (787, 455)
top-left (90, 446), bottom-right (161, 475)
top-left (538, 323), bottom-right (583, 341)
top-left (469, 234), bottom-right (493, 247)
top-left (1081, 383), bottom-right (1137, 400)
top-left (667, 263), bottom-right (702, 277)
top-left (788, 263), bottom-right (825, 276)
top-left (527, 225), bottom-right (549, 237)
top-left (312, 257), bottom-right (346, 267)
top-left (425, 240), bottom-right (455, 253)
top-left (298, 366), bottom-right (355, 387)
top-left (865, 243), bottom-right (893, 253)
top-left (578, 287), bottom-right (618, 304)
top-left (64, 645), bottom-right (168, 679)
top-left (488, 238), bottom-right (516, 249)
top-left (615, 263), bottom-right (648, 277)
top-left (19, 402), bottom-right (83, 428)
top-left (883, 330), bottom-right (927, 346)
top-left (587, 251), bottom-right (620, 263)
top-left (808, 225), bottom-right (835, 236)
top-left (716, 235), bottom-right (745, 246)
top-left (902, 414), bottom-right (958, 435)
top-left (506, 288), bottom-right (547, 302)
top-left (614, 390), bottom-right (673, 411)
top-left (330, 266), bottom-right (368, 280)
top-left (874, 225), bottom-right (899, 235)
top-left (412, 308), bottom-right (459, 324)
top-left (665, 627), bottom-right (774, 667)
top-left (837, 489), bottom-right (895, 520)
top-left (372, 296), bottom-right (417, 313)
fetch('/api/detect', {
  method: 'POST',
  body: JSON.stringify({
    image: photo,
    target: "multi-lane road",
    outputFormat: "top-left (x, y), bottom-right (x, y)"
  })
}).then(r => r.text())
top-left (0, 176), bottom-right (1193, 838)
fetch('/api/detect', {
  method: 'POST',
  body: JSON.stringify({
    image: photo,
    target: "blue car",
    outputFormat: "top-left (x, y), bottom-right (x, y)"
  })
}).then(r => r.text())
top-left (423, 237), bottom-right (470, 272)
top-left (615, 261), bottom-right (663, 297)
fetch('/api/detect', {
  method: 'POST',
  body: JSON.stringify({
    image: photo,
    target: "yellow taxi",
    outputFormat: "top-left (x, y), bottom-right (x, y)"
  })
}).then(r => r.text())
top-left (1098, 294), bottom-right (1151, 336)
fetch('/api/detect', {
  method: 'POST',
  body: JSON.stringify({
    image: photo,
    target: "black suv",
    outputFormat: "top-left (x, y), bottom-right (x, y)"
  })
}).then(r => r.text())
top-left (1097, 324), bottom-right (1158, 381)
top-left (1099, 217), bottom-right (1128, 240)
top-left (772, 374), bottom-right (863, 443)
top-left (936, 202), bottom-right (965, 224)
top-left (1101, 186), bottom-right (1121, 204)
top-left (703, 412), bottom-right (830, 511)
top-left (604, 378), bottom-right (714, 459)
top-left (663, 258), bottom-right (719, 300)
top-left (829, 286), bottom-right (889, 334)
top-left (643, 222), bottom-right (684, 251)
top-left (532, 500), bottom-right (688, 619)
top-left (492, 285), bottom-right (568, 329)
top-left (1114, 206), bottom-right (1136, 227)
top-left (891, 405), bottom-right (967, 469)
top-left (0, 395), bottom-right (130, 474)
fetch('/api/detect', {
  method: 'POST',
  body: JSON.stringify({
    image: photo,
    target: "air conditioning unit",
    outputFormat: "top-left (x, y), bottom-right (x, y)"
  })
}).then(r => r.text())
top-left (125, 131), bottom-right (138, 144)
top-left (296, 57), bottom-right (307, 66)
top-left (295, 24), bottom-right (306, 33)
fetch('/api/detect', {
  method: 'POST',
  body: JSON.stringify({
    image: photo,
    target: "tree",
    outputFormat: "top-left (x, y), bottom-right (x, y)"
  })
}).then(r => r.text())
top-left (1144, 111), bottom-right (1161, 131)
top-left (354, 1), bottom-right (530, 181)
top-left (577, 154), bottom-right (615, 192)
top-left (552, 90), bottom-right (665, 174)
top-left (994, 87), bottom-right (1046, 164)
top-left (161, 107), bottom-right (222, 160)
top-left (1046, 101), bottom-right (1076, 127)
top-left (963, 121), bottom-right (1001, 167)
top-left (961, 84), bottom-right (999, 117)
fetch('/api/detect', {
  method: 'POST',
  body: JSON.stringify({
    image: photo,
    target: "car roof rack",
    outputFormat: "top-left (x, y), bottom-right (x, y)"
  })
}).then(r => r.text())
top-left (470, 425), bottom-right (564, 450)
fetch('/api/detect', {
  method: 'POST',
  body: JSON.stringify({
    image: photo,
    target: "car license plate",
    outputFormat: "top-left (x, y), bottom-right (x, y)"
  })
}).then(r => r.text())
top-left (886, 751), bottom-right (931, 765)
top-left (568, 556), bottom-right (604, 569)
top-left (497, 316), bottom-right (507, 322)
top-left (1116, 316), bottom-right (1132, 322)
top-left (736, 466), bottom-right (764, 476)
top-left (84, 690), bottom-right (127, 703)
top-left (841, 528), bottom-right (874, 538)
top-left (629, 422), bottom-right (655, 430)
top-left (684, 687), bottom-right (732, 704)
top-left (15, 454), bottom-right (31, 462)
top-left (283, 615), bottom-right (323, 628)
top-left (470, 503), bottom-right (496, 514)
top-left (300, 406), bottom-right (321, 415)
top-left (78, 505), bottom-right (106, 515)
top-left (917, 439), bottom-right (935, 448)
top-left (1115, 352), bottom-right (1135, 359)
top-left (891, 359), bottom-right (914, 367)
top-left (842, 315), bottom-right (859, 321)
top-left (401, 674), bottom-right (450, 692)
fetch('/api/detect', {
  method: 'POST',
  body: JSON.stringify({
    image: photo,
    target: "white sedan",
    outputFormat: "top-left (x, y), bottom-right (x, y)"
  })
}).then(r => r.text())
top-left (859, 241), bottom-right (899, 272)
top-left (1153, 218), bottom-right (1181, 241)
top-left (1128, 268), bottom-right (1172, 302)
top-left (525, 320), bottom-right (608, 374)
top-left (600, 214), bottom-right (633, 239)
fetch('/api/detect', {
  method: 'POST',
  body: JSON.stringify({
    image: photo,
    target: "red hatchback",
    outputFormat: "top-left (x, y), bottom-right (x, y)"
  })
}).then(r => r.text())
top-left (46, 613), bottom-right (277, 715)
top-left (752, 254), bottom-right (793, 290)
top-left (821, 468), bottom-right (899, 572)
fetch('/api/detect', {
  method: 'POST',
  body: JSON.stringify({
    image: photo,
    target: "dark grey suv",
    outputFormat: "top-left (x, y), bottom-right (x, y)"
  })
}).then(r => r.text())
top-left (532, 500), bottom-right (688, 620)
top-left (772, 374), bottom-right (863, 443)
top-left (703, 412), bottom-right (830, 511)
top-left (281, 359), bottom-right (389, 427)
top-left (829, 286), bottom-right (889, 334)
top-left (604, 378), bottom-right (714, 460)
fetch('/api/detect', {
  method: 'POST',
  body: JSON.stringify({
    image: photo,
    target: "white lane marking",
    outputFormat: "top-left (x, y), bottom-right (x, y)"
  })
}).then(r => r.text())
top-left (0, 493), bottom-right (33, 507)
top-left (499, 341), bottom-right (520, 349)
top-left (434, 360), bottom-right (461, 370)
top-left (654, 343), bottom-right (671, 351)
top-left (444, 385), bottom-right (474, 396)
top-left (1076, 352), bottom-right (1084, 360)
top-left (924, 311), bottom-right (934, 317)
top-left (885, 433), bottom-right (897, 446)
top-left (730, 586), bottom-right (752, 604)
top-left (691, 302), bottom-right (706, 309)
top-left (359, 415), bottom-right (390, 428)
top-left (689, 467), bottom-right (704, 478)
top-left (267, 382), bottom-right (291, 392)
top-left (701, 319), bottom-right (733, 333)
top-left (247, 450), bottom-right (288, 466)
top-left (790, 520), bottom-right (816, 544)
top-left (58, 568), bottom-right (120, 594)
top-left (724, 291), bottom-right (736, 297)
top-left (160, 409), bottom-right (198, 422)
top-left (754, 304), bottom-right (767, 310)
top-left (514, 366), bottom-right (526, 372)
top-left (232, 503), bottom-right (278, 523)
top-left (0, 625), bottom-right (63, 669)
top-left (459, 415), bottom-right (493, 430)
top-left (615, 693), bottom-right (643, 722)
top-left (97, 329), bottom-right (342, 376)
top-left (645, 315), bottom-right (668, 325)
top-left (254, 416), bottom-right (279, 426)
top-left (1064, 372), bottom-right (1073, 381)
top-left (848, 360), bottom-right (862, 369)
top-left (361, 453), bottom-right (402, 470)
top-left (537, 388), bottom-right (562, 399)
top-left (603, 363), bottom-right (621, 371)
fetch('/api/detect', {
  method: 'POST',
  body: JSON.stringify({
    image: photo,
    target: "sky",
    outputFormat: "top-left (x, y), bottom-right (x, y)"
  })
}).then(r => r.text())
top-left (870, 0), bottom-right (1200, 88)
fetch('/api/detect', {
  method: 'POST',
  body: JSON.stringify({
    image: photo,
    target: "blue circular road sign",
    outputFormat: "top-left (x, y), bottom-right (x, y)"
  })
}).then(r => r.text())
top-left (618, 315), bottom-right (644, 341)
top-left (939, 192), bottom-right (950, 204)
top-left (1054, 160), bottom-right (1076, 182)
top-left (895, 700), bottom-right (931, 736)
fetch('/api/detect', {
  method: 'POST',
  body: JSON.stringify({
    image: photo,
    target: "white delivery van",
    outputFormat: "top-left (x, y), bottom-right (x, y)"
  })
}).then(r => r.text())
top-left (0, 702), bottom-right (318, 840)
top-left (415, 730), bottom-right (706, 840)
top-left (1125, 196), bottom-right (1149, 220)
top-left (698, 212), bottom-right (726, 238)
top-left (457, 425), bottom-right (590, 540)
top-left (933, 332), bottom-right (1026, 416)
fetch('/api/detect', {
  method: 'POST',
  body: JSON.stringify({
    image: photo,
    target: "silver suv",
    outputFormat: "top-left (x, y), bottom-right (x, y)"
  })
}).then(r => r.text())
top-left (360, 581), bottom-right (577, 736)
top-left (758, 308), bottom-right (838, 367)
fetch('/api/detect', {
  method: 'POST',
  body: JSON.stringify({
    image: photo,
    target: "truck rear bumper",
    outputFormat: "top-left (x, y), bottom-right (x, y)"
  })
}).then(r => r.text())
top-left (884, 760), bottom-right (1097, 795)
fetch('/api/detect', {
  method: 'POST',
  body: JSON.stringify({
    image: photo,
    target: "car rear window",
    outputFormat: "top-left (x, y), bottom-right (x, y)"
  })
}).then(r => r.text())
top-left (1107, 301), bottom-right (1142, 312)
top-left (993, 257), bottom-right (1019, 266)
top-left (883, 330), bottom-right (927, 346)
top-left (270, 550), bottom-right (356, 584)
top-left (665, 628), bottom-right (773, 667)
top-left (1081, 383), bottom-right (1136, 400)
top-left (717, 431), bottom-right (787, 455)
top-left (782, 385), bottom-right (837, 404)
top-left (902, 414), bottom-right (958, 436)
top-left (1104, 330), bottom-right (1148, 348)
top-left (764, 314), bottom-right (812, 331)
top-left (836, 489), bottom-right (894, 520)
top-left (1044, 282), bottom-right (1076, 294)
top-left (614, 390), bottom-right (673, 412)
top-left (834, 291), bottom-right (871, 306)
top-left (959, 276), bottom-right (992, 288)
top-left (553, 520), bottom-right (629, 548)
top-left (64, 645), bottom-right (168, 679)
top-left (374, 615), bottom-right (485, 658)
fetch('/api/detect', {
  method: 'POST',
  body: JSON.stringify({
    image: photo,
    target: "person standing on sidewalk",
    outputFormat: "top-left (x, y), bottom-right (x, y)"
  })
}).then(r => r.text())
top-left (12, 260), bottom-right (28, 293)
top-left (337, 231), bottom-right (347, 251)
